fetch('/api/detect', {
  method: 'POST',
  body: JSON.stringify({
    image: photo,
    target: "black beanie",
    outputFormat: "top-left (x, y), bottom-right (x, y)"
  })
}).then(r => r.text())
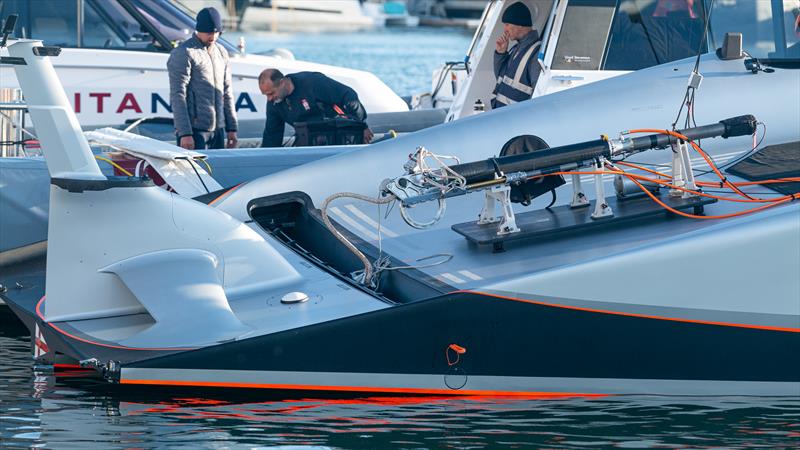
top-left (196, 7), bottom-right (223, 33)
top-left (502, 2), bottom-right (533, 27)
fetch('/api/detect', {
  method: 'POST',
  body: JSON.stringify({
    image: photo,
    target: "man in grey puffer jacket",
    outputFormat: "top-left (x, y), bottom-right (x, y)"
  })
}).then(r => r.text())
top-left (167, 7), bottom-right (238, 150)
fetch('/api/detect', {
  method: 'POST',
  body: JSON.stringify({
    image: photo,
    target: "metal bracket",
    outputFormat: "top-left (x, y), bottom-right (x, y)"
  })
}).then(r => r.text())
top-left (591, 158), bottom-right (613, 219)
top-left (79, 358), bottom-right (121, 382)
top-left (570, 174), bottom-right (589, 208)
top-left (669, 139), bottom-right (697, 198)
top-left (478, 184), bottom-right (520, 235)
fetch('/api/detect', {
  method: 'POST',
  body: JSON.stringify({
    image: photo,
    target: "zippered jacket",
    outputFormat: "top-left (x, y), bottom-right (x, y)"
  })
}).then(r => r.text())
top-left (167, 35), bottom-right (238, 137)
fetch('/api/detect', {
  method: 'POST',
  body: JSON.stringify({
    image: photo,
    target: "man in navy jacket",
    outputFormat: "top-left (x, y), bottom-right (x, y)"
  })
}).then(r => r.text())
top-left (492, 2), bottom-right (541, 109)
top-left (258, 69), bottom-right (373, 148)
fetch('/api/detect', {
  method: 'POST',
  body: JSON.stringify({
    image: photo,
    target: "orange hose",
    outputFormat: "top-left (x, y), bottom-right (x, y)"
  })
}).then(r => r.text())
top-left (628, 128), bottom-right (754, 199)
top-left (698, 178), bottom-right (800, 187)
top-left (614, 161), bottom-right (671, 178)
top-left (542, 170), bottom-right (793, 204)
top-left (613, 161), bottom-right (800, 187)
top-left (524, 126), bottom-right (800, 219)
top-left (624, 173), bottom-right (797, 220)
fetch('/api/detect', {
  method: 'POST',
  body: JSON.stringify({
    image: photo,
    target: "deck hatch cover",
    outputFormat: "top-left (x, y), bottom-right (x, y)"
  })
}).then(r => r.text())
top-left (727, 141), bottom-right (800, 195)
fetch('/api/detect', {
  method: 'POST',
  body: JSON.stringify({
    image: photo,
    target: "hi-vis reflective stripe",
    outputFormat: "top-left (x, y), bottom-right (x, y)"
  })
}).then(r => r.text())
top-left (494, 93), bottom-right (517, 106)
top-left (502, 75), bottom-right (533, 95)
top-left (513, 41), bottom-right (541, 84)
top-left (503, 40), bottom-right (541, 95)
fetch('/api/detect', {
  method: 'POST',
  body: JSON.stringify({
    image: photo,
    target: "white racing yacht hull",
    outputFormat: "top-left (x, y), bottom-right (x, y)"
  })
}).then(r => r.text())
top-left (2, 1), bottom-right (798, 396)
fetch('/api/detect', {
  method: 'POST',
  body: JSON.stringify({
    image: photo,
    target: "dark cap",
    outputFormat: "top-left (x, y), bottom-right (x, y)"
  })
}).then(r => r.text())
top-left (502, 2), bottom-right (533, 27)
top-left (196, 7), bottom-right (222, 33)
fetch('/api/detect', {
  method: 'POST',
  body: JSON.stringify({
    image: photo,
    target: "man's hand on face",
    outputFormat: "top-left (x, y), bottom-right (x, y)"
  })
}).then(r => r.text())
top-left (496, 31), bottom-right (510, 53)
top-left (226, 131), bottom-right (238, 149)
top-left (363, 128), bottom-right (374, 144)
top-left (180, 135), bottom-right (195, 150)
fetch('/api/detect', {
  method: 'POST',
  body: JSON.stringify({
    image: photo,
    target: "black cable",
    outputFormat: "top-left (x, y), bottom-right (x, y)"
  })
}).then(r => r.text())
top-left (693, 122), bottom-right (766, 177)
top-left (672, 0), bottom-right (715, 130)
top-left (0, 139), bottom-right (31, 146)
top-left (692, 0), bottom-right (715, 74)
top-left (186, 158), bottom-right (210, 194)
top-left (671, 89), bottom-right (692, 130)
top-left (719, 122), bottom-right (767, 170)
top-left (545, 189), bottom-right (557, 209)
top-left (430, 61), bottom-right (465, 100)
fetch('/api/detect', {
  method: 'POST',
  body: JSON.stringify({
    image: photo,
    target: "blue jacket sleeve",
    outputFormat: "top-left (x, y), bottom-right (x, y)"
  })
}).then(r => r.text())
top-left (493, 50), bottom-right (510, 78)
top-left (261, 103), bottom-right (285, 148)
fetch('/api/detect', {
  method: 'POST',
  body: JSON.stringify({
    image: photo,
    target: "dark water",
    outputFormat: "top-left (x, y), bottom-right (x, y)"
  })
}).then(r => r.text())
top-left (226, 27), bottom-right (475, 97)
top-left (2, 312), bottom-right (799, 449)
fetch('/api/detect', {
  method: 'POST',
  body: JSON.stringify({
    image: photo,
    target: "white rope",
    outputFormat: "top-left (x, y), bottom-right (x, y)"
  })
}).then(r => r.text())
top-left (320, 191), bottom-right (396, 287)
top-left (412, 147), bottom-right (466, 194)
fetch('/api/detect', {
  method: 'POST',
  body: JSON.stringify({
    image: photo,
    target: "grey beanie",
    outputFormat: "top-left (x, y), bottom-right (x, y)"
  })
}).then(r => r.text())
top-left (502, 2), bottom-right (533, 27)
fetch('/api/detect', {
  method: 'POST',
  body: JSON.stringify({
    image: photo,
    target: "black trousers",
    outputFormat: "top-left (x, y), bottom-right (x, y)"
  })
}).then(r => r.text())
top-left (177, 128), bottom-right (225, 150)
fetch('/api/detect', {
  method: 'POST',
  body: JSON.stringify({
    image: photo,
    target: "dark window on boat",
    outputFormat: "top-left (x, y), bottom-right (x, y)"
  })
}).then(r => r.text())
top-left (551, 0), bottom-right (618, 70)
top-left (132, 0), bottom-right (194, 46)
top-left (0, 0), bottom-right (78, 47)
top-left (0, 0), bottom-right (238, 54)
top-left (603, 0), bottom-right (708, 70)
top-left (82, 1), bottom-right (130, 49)
top-left (710, 0), bottom-right (800, 59)
top-left (85, 0), bottom-right (164, 51)
top-left (133, 0), bottom-right (239, 54)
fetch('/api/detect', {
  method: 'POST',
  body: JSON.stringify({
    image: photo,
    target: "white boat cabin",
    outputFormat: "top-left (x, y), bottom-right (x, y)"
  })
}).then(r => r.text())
top-left (426, 0), bottom-right (800, 120)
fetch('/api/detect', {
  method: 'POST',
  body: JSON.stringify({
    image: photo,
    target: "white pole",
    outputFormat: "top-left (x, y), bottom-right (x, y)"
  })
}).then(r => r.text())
top-left (8, 40), bottom-right (104, 180)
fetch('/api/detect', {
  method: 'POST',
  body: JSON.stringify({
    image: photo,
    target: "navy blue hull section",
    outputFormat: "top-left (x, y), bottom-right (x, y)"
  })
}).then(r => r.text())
top-left (130, 292), bottom-right (800, 383)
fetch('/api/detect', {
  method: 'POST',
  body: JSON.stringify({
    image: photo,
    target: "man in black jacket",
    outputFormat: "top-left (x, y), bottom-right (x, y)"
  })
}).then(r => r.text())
top-left (258, 69), bottom-right (373, 148)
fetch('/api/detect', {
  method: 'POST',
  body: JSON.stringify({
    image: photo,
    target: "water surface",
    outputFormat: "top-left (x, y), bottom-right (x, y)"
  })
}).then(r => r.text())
top-left (227, 27), bottom-right (474, 97)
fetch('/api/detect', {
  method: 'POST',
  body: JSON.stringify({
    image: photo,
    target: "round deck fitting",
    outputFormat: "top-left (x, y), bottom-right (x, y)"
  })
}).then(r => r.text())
top-left (281, 291), bottom-right (309, 304)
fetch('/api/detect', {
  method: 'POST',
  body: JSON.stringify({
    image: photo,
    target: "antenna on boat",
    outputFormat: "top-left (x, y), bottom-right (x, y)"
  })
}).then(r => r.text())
top-left (671, 0), bottom-right (715, 131)
top-left (0, 14), bottom-right (16, 48)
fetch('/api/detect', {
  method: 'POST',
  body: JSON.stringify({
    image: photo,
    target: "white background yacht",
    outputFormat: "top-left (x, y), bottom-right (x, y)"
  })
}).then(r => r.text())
top-left (421, 0), bottom-right (800, 121)
top-left (0, 0), bottom-right (408, 132)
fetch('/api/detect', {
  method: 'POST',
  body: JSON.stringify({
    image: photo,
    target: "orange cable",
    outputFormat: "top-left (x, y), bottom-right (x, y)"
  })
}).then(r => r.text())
top-left (613, 161), bottom-right (800, 187)
top-left (624, 172), bottom-right (797, 219)
top-left (537, 169), bottom-right (795, 204)
top-left (628, 128), bottom-right (754, 199)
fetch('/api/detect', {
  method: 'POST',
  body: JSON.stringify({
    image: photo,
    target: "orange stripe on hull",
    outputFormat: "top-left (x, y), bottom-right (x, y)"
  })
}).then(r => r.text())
top-left (120, 379), bottom-right (606, 398)
top-left (208, 183), bottom-right (244, 206)
top-left (463, 291), bottom-right (800, 333)
top-left (53, 363), bottom-right (84, 370)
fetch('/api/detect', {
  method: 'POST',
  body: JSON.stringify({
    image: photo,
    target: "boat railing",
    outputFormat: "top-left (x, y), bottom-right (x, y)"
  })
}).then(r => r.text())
top-left (0, 87), bottom-right (32, 157)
